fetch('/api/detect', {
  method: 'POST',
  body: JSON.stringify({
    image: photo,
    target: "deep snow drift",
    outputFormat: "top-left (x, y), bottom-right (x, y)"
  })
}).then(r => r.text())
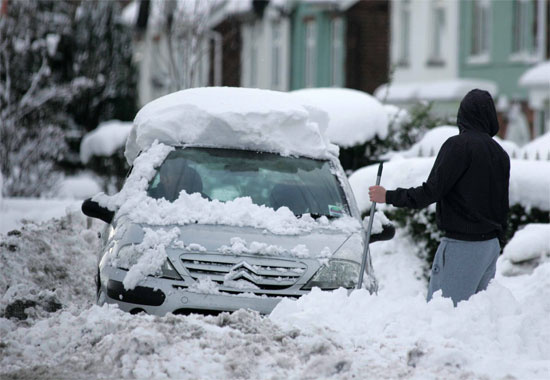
top-left (1, 205), bottom-right (549, 379)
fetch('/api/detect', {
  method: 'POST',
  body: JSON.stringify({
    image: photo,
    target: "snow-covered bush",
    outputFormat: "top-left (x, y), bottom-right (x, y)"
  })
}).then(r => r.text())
top-left (80, 121), bottom-right (132, 192)
top-left (349, 159), bottom-right (550, 276)
top-left (498, 223), bottom-right (550, 276)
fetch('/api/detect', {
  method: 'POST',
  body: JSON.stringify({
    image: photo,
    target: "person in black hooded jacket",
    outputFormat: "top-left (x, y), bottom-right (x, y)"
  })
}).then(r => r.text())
top-left (369, 89), bottom-right (510, 305)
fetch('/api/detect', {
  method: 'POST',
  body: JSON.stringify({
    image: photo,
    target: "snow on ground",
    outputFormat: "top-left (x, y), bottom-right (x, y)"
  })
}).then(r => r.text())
top-left (290, 88), bottom-right (389, 148)
top-left (1, 200), bottom-right (550, 379)
top-left (53, 173), bottom-right (102, 199)
top-left (125, 87), bottom-right (337, 165)
top-left (349, 158), bottom-right (550, 213)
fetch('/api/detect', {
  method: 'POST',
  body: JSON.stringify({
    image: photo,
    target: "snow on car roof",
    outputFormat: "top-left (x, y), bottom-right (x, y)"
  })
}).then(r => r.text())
top-left (290, 88), bottom-right (389, 148)
top-left (125, 87), bottom-right (338, 165)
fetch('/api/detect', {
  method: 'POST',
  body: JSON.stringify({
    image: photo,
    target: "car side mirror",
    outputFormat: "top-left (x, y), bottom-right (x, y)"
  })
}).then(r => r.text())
top-left (363, 211), bottom-right (395, 243)
top-left (369, 223), bottom-right (395, 243)
top-left (82, 198), bottom-right (115, 224)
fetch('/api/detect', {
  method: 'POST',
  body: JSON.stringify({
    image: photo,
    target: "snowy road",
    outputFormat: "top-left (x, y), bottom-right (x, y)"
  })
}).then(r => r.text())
top-left (1, 205), bottom-right (549, 380)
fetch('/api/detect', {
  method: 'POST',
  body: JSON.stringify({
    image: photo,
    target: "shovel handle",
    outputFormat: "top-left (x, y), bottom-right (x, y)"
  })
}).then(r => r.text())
top-left (357, 162), bottom-right (383, 290)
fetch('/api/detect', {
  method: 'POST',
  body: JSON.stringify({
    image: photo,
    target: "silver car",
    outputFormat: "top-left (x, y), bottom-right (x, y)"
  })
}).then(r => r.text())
top-left (83, 146), bottom-right (393, 316)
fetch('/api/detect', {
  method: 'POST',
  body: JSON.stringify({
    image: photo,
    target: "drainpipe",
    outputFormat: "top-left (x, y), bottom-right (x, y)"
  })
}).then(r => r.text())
top-left (211, 31), bottom-right (222, 86)
top-left (537, 0), bottom-right (547, 61)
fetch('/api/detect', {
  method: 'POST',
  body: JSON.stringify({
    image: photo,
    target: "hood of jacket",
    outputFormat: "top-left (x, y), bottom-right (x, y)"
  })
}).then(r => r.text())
top-left (457, 89), bottom-right (499, 136)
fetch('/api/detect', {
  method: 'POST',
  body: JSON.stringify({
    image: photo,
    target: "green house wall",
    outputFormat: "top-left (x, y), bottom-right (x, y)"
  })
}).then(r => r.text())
top-left (459, 0), bottom-right (537, 99)
top-left (290, 3), bottom-right (345, 90)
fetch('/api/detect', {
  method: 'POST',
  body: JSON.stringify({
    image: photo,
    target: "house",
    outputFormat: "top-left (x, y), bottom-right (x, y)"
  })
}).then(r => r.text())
top-left (377, 0), bottom-right (549, 142)
top-left (289, 0), bottom-right (390, 93)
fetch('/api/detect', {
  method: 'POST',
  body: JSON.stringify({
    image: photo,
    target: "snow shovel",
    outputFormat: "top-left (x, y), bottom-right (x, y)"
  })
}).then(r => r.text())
top-left (357, 162), bottom-right (383, 290)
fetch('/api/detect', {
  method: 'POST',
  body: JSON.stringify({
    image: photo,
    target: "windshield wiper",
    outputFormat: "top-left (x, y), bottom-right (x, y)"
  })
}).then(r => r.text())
top-left (298, 213), bottom-right (335, 220)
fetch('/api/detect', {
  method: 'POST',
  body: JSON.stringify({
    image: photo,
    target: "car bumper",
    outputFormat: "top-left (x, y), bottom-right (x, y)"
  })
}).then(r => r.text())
top-left (98, 266), bottom-right (296, 316)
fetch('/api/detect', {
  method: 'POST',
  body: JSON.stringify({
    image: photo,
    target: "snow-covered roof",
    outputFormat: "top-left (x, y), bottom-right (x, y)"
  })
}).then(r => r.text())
top-left (374, 79), bottom-right (498, 103)
top-left (80, 120), bottom-right (133, 164)
top-left (125, 87), bottom-right (337, 165)
top-left (519, 61), bottom-right (550, 88)
top-left (290, 88), bottom-right (389, 148)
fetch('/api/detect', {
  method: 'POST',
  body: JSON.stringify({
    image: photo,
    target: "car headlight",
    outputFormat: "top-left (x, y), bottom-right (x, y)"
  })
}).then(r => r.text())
top-left (302, 259), bottom-right (359, 290)
top-left (115, 245), bottom-right (182, 280)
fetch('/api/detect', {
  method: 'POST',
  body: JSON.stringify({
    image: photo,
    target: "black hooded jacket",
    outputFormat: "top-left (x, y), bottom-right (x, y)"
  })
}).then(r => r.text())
top-left (385, 89), bottom-right (510, 241)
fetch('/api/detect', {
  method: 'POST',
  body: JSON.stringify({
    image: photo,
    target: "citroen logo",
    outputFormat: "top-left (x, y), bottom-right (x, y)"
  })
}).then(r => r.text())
top-left (224, 261), bottom-right (259, 283)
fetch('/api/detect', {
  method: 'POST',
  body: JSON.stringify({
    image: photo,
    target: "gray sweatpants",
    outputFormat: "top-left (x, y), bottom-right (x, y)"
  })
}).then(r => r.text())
top-left (427, 237), bottom-right (500, 306)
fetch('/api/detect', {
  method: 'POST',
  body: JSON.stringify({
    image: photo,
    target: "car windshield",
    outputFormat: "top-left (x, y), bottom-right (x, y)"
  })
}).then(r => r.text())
top-left (147, 147), bottom-right (349, 218)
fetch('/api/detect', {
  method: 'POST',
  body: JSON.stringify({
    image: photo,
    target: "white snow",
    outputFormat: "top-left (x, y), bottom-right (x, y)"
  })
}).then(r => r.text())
top-left (519, 130), bottom-right (550, 160)
top-left (80, 120), bottom-right (133, 163)
top-left (53, 174), bottom-right (102, 200)
top-left (121, 227), bottom-right (180, 290)
top-left (290, 88), bottom-right (389, 148)
top-left (383, 126), bottom-right (520, 159)
top-left (349, 158), bottom-right (550, 213)
top-left (0, 198), bottom-right (82, 234)
top-left (45, 33), bottom-right (60, 57)
top-left (374, 79), bottom-right (498, 103)
top-left (518, 60), bottom-right (550, 88)
top-left (125, 87), bottom-right (337, 165)
top-left (95, 141), bottom-right (361, 236)
top-left (120, 0), bottom-right (139, 26)
top-left (384, 104), bottom-right (411, 128)
top-left (498, 224), bottom-right (550, 276)
top-left (2, 207), bottom-right (550, 379)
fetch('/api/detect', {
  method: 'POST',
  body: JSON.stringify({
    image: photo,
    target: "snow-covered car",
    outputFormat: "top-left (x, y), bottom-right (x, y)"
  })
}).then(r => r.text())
top-left (82, 87), bottom-right (394, 316)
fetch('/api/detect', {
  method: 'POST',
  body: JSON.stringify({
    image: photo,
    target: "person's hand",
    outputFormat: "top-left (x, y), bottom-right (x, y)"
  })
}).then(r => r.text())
top-left (369, 186), bottom-right (386, 203)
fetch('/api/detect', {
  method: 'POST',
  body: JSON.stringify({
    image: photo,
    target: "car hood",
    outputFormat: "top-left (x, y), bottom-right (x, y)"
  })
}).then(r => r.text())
top-left (118, 222), bottom-right (364, 261)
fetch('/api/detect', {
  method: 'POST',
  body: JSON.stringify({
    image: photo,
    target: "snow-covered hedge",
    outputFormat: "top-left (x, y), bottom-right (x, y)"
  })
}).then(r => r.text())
top-left (498, 224), bottom-right (550, 276)
top-left (80, 120), bottom-right (133, 193)
top-left (349, 159), bottom-right (550, 271)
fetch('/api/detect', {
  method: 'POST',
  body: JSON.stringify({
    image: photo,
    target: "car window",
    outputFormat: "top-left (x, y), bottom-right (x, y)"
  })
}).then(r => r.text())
top-left (147, 147), bottom-right (349, 217)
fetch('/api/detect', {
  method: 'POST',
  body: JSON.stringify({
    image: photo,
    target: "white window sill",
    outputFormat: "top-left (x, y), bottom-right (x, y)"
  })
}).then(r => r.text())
top-left (467, 54), bottom-right (490, 65)
top-left (509, 52), bottom-right (540, 64)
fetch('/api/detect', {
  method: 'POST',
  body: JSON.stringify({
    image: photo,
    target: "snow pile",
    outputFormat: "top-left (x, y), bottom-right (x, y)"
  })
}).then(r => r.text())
top-left (349, 158), bottom-right (550, 213)
top-left (493, 136), bottom-right (521, 157)
top-left (125, 87), bottom-right (337, 165)
top-left (290, 88), bottom-right (389, 148)
top-left (498, 224), bottom-right (550, 276)
top-left (0, 198), bottom-right (82, 234)
top-left (80, 120), bottom-right (133, 164)
top-left (95, 141), bottom-right (361, 235)
top-left (53, 174), bottom-right (102, 199)
top-left (520, 131), bottom-right (550, 160)
top-left (362, 210), bottom-right (390, 234)
top-left (519, 60), bottom-right (550, 87)
top-left (0, 209), bottom-right (100, 318)
top-left (1, 201), bottom-right (550, 379)
top-left (271, 263), bottom-right (550, 380)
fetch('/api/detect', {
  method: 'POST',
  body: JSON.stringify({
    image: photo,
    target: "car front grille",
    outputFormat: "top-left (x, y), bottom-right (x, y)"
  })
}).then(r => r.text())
top-left (180, 253), bottom-right (307, 291)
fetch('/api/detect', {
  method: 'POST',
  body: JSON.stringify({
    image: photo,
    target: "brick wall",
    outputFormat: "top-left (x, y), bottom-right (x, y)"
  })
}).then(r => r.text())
top-left (345, 0), bottom-right (390, 94)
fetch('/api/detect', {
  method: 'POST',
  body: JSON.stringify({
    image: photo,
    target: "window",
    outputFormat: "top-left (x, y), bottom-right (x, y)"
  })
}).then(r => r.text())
top-left (305, 19), bottom-right (317, 88)
top-left (511, 0), bottom-right (537, 59)
top-left (271, 20), bottom-right (282, 89)
top-left (429, 0), bottom-right (446, 64)
top-left (330, 17), bottom-right (343, 86)
top-left (148, 148), bottom-right (349, 217)
top-left (398, 0), bottom-right (411, 65)
top-left (470, 0), bottom-right (490, 61)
